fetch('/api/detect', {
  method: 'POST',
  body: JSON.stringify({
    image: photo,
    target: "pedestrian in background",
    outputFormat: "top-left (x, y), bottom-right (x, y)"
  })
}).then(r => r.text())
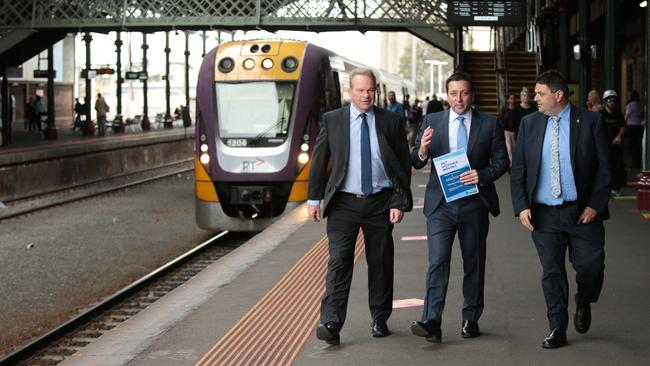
top-left (499, 92), bottom-right (519, 166)
top-left (624, 90), bottom-right (644, 170)
top-left (515, 87), bottom-right (537, 125)
top-left (587, 89), bottom-right (603, 112)
top-left (34, 96), bottom-right (45, 132)
top-left (94, 93), bottom-right (109, 136)
top-left (600, 90), bottom-right (626, 196)
top-left (511, 69), bottom-right (610, 349)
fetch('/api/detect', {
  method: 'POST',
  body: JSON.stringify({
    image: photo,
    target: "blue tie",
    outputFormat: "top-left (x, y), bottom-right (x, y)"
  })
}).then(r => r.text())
top-left (360, 113), bottom-right (373, 195)
top-left (456, 115), bottom-right (467, 151)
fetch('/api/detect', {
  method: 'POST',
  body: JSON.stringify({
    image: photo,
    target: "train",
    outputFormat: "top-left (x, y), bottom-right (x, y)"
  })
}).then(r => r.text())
top-left (194, 39), bottom-right (416, 231)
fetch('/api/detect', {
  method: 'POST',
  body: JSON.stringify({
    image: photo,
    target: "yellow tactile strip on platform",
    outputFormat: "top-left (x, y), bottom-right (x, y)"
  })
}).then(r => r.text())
top-left (196, 233), bottom-right (366, 366)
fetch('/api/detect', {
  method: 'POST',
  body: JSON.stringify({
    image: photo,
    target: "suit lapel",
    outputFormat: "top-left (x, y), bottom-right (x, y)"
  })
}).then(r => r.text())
top-left (569, 104), bottom-right (580, 171)
top-left (341, 106), bottom-right (350, 161)
top-left (434, 109), bottom-right (450, 154)
top-left (531, 112), bottom-right (548, 173)
top-left (467, 109), bottom-right (482, 157)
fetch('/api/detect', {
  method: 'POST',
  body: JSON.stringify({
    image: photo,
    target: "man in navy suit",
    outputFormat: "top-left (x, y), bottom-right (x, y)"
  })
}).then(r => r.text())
top-left (308, 68), bottom-right (413, 345)
top-left (410, 72), bottom-right (509, 343)
top-left (510, 70), bottom-right (611, 349)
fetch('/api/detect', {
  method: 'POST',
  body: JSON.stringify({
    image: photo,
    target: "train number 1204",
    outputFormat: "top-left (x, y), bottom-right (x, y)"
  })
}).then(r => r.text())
top-left (226, 139), bottom-right (248, 147)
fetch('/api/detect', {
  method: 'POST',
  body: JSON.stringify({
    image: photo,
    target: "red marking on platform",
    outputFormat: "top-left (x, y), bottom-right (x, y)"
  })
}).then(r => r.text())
top-left (393, 298), bottom-right (424, 309)
top-left (401, 236), bottom-right (427, 241)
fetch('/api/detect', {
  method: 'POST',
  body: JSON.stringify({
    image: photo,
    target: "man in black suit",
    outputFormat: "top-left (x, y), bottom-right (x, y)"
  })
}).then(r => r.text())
top-left (511, 70), bottom-right (611, 349)
top-left (307, 68), bottom-right (413, 345)
top-left (410, 72), bottom-right (509, 343)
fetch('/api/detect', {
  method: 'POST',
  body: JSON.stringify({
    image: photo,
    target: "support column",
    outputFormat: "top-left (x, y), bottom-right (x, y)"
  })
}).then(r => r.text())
top-left (1, 69), bottom-right (11, 146)
top-left (83, 32), bottom-right (94, 136)
top-left (141, 33), bottom-right (150, 131)
top-left (114, 31), bottom-right (124, 132)
top-left (639, 6), bottom-right (650, 210)
top-left (185, 31), bottom-right (190, 109)
top-left (454, 27), bottom-right (463, 71)
top-left (44, 45), bottom-right (57, 140)
top-left (604, 0), bottom-right (619, 92)
top-left (164, 31), bottom-right (172, 128)
top-left (202, 30), bottom-right (206, 58)
top-left (578, 0), bottom-right (591, 108)
top-left (558, 0), bottom-right (569, 77)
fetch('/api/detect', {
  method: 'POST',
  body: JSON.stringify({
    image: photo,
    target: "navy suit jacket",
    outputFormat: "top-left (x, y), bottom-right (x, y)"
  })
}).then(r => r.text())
top-left (510, 104), bottom-right (611, 220)
top-left (411, 108), bottom-right (509, 217)
top-left (308, 105), bottom-right (413, 217)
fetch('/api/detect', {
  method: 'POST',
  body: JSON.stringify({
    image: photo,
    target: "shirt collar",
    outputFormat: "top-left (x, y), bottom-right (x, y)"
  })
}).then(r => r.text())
top-left (351, 104), bottom-right (374, 121)
top-left (449, 109), bottom-right (471, 124)
top-left (548, 103), bottom-right (571, 122)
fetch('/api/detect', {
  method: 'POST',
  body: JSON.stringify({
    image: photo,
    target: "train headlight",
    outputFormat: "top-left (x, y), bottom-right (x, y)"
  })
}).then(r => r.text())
top-left (281, 56), bottom-right (298, 72)
top-left (261, 58), bottom-right (274, 69)
top-left (200, 143), bottom-right (209, 152)
top-left (218, 57), bottom-right (234, 73)
top-left (298, 152), bottom-right (309, 164)
top-left (200, 153), bottom-right (210, 164)
top-left (243, 58), bottom-right (255, 70)
top-left (300, 143), bottom-right (309, 152)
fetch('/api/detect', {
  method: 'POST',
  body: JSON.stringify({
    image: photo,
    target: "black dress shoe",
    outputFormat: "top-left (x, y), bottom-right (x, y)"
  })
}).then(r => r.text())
top-left (316, 322), bottom-right (340, 345)
top-left (410, 319), bottom-right (442, 343)
top-left (542, 328), bottom-right (567, 349)
top-left (574, 295), bottom-right (592, 334)
top-left (371, 319), bottom-right (391, 337)
top-left (461, 320), bottom-right (480, 338)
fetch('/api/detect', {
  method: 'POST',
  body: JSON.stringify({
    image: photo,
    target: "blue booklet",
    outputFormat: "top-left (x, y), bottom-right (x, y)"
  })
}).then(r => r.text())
top-left (432, 148), bottom-right (479, 202)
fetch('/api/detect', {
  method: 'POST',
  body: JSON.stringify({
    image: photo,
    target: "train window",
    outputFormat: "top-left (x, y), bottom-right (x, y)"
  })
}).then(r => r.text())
top-left (215, 81), bottom-right (296, 147)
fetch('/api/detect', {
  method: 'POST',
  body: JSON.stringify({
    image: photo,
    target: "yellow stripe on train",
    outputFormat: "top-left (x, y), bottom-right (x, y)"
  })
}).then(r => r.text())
top-left (194, 156), bottom-right (218, 202)
top-left (214, 40), bottom-right (305, 82)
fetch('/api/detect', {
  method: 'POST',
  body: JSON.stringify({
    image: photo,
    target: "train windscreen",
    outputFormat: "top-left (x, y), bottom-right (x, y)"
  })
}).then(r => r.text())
top-left (215, 81), bottom-right (295, 147)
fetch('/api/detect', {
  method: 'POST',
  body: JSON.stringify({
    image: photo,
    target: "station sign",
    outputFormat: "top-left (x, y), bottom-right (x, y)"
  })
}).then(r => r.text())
top-left (447, 1), bottom-right (527, 26)
top-left (33, 70), bottom-right (56, 78)
top-left (124, 71), bottom-right (148, 80)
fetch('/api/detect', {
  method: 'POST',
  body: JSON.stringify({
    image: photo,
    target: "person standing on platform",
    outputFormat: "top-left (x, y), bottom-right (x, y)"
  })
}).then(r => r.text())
top-left (426, 96), bottom-right (444, 115)
top-left (307, 68), bottom-right (413, 345)
top-left (73, 98), bottom-right (84, 131)
top-left (601, 90), bottom-right (626, 196)
top-left (515, 87), bottom-right (537, 127)
top-left (387, 91), bottom-right (405, 123)
top-left (410, 71), bottom-right (509, 343)
top-left (587, 89), bottom-right (603, 112)
top-left (500, 93), bottom-right (519, 166)
top-left (94, 93), bottom-right (109, 136)
top-left (510, 69), bottom-right (611, 349)
top-left (34, 96), bottom-right (45, 132)
top-left (624, 90), bottom-right (644, 170)
top-left (25, 96), bottom-right (36, 132)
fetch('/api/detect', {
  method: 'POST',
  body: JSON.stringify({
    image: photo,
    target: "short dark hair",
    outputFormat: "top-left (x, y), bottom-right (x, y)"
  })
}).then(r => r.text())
top-left (446, 72), bottom-right (474, 93)
top-left (535, 69), bottom-right (569, 100)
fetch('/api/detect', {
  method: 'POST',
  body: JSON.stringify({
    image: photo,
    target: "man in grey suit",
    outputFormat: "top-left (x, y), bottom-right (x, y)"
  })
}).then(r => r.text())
top-left (410, 72), bottom-right (509, 343)
top-left (307, 68), bottom-right (413, 345)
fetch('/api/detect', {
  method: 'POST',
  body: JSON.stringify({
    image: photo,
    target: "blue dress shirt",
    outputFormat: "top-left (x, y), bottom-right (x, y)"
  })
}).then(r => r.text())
top-left (533, 104), bottom-right (578, 205)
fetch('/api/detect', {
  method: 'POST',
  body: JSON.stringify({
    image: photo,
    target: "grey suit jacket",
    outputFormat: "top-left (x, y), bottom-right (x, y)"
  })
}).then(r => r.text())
top-left (308, 105), bottom-right (413, 217)
top-left (411, 108), bottom-right (509, 217)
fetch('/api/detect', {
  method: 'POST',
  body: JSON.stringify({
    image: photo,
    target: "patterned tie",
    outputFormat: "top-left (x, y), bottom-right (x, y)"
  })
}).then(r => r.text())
top-left (550, 115), bottom-right (561, 198)
top-left (360, 113), bottom-right (373, 196)
top-left (456, 115), bottom-right (467, 151)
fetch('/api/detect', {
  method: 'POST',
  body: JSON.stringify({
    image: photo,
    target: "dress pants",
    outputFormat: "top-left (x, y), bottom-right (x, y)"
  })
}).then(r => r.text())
top-left (320, 190), bottom-right (394, 327)
top-left (422, 196), bottom-right (489, 323)
top-left (531, 203), bottom-right (605, 330)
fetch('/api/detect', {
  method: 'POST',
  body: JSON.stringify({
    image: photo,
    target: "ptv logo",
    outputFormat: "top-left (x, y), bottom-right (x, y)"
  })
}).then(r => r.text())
top-left (242, 158), bottom-right (266, 172)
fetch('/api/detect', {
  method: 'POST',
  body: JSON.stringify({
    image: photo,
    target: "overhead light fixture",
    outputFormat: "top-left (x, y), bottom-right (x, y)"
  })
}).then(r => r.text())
top-left (641, 1), bottom-right (648, 8)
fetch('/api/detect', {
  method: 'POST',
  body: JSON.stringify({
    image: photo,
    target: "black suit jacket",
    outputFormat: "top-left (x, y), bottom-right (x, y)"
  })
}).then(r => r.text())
top-left (308, 105), bottom-right (413, 217)
top-left (411, 108), bottom-right (509, 217)
top-left (510, 105), bottom-right (611, 220)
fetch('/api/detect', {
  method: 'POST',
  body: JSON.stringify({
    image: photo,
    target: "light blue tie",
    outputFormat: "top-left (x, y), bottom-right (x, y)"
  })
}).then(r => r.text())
top-left (456, 115), bottom-right (467, 151)
top-left (550, 115), bottom-right (561, 198)
top-left (360, 113), bottom-right (372, 195)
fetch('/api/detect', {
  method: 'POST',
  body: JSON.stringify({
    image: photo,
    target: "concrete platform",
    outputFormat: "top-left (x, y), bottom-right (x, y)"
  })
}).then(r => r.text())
top-left (60, 170), bottom-right (650, 365)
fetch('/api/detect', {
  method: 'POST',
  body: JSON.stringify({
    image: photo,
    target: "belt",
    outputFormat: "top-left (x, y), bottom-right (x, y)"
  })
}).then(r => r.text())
top-left (339, 188), bottom-right (391, 199)
top-left (534, 201), bottom-right (577, 208)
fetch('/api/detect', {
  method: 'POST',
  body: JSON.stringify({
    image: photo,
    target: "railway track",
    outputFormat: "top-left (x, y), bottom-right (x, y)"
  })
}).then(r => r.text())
top-left (0, 230), bottom-right (254, 366)
top-left (0, 159), bottom-right (193, 222)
